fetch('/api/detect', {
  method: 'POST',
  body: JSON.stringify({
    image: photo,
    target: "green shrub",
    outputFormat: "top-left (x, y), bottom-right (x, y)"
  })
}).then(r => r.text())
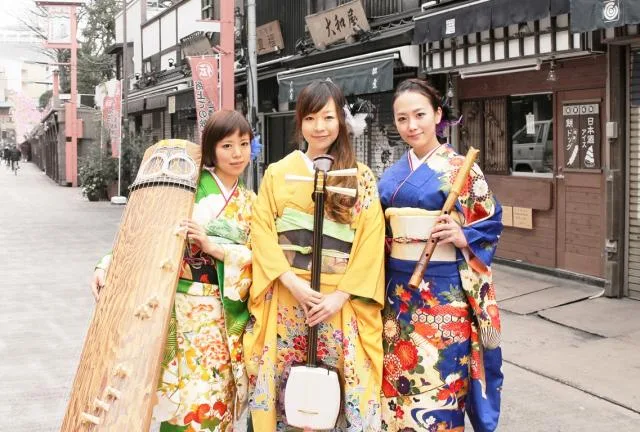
top-left (78, 146), bottom-right (118, 201)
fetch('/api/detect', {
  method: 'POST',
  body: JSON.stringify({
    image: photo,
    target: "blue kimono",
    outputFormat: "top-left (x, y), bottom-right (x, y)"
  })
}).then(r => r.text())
top-left (377, 144), bottom-right (503, 432)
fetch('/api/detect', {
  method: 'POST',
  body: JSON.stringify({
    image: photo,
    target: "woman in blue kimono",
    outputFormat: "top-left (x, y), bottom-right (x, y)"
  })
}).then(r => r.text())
top-left (378, 79), bottom-right (503, 432)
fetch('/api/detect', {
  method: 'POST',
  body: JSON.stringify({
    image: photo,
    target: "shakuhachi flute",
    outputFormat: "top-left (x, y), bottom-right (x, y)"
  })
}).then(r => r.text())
top-left (408, 146), bottom-right (480, 289)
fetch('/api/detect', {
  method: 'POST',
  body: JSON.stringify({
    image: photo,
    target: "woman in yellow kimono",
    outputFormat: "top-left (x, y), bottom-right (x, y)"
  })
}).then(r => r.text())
top-left (91, 110), bottom-right (258, 432)
top-left (244, 80), bottom-right (385, 431)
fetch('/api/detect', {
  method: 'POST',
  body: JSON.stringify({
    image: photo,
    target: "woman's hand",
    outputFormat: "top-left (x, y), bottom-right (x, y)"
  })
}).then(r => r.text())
top-left (279, 271), bottom-right (324, 315)
top-left (180, 219), bottom-right (224, 260)
top-left (306, 290), bottom-right (350, 327)
top-left (91, 268), bottom-right (106, 302)
top-left (431, 214), bottom-right (468, 248)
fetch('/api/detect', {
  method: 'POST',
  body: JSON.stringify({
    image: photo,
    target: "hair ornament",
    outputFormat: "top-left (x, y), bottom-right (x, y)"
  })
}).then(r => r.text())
top-left (436, 115), bottom-right (463, 138)
top-left (344, 103), bottom-right (368, 138)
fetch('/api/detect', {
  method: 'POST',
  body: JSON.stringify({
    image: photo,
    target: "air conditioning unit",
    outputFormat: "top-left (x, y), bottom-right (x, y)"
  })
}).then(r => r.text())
top-left (79, 94), bottom-right (95, 107)
top-left (58, 94), bottom-right (96, 107)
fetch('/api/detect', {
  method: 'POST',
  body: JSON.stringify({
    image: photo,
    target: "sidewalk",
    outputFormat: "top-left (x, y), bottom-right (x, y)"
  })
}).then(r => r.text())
top-left (0, 163), bottom-right (123, 431)
top-left (1, 162), bottom-right (639, 431)
top-left (493, 264), bottom-right (640, 414)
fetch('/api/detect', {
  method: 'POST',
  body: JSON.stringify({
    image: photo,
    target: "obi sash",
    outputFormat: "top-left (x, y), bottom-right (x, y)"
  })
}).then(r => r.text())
top-left (275, 207), bottom-right (355, 274)
top-left (385, 207), bottom-right (459, 262)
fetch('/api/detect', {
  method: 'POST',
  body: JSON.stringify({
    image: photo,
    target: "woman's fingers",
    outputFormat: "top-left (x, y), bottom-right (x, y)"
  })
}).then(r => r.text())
top-left (307, 301), bottom-right (324, 317)
top-left (91, 284), bottom-right (100, 301)
top-left (307, 314), bottom-right (325, 327)
top-left (308, 291), bottom-right (324, 303)
top-left (300, 302), bottom-right (309, 316)
top-left (307, 308), bottom-right (326, 326)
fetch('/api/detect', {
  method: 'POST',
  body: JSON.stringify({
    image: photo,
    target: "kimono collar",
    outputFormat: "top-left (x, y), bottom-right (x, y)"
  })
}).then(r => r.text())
top-left (299, 150), bottom-right (315, 173)
top-left (408, 144), bottom-right (442, 172)
top-left (204, 166), bottom-right (237, 200)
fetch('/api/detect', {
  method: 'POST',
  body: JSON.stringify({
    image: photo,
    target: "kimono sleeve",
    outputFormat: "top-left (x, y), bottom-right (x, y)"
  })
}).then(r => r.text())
top-left (336, 166), bottom-right (385, 307)
top-left (455, 165), bottom-right (503, 273)
top-left (218, 245), bottom-right (252, 303)
top-left (454, 164), bottom-right (502, 349)
top-left (218, 192), bottom-right (255, 304)
top-left (249, 166), bottom-right (292, 301)
top-left (95, 253), bottom-right (112, 272)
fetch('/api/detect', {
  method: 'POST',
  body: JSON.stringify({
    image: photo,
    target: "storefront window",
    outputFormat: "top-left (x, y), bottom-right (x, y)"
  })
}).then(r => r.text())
top-left (508, 93), bottom-right (553, 174)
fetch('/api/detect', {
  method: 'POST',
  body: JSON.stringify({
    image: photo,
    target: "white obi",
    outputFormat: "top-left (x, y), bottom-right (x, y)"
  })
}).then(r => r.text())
top-left (385, 207), bottom-right (459, 262)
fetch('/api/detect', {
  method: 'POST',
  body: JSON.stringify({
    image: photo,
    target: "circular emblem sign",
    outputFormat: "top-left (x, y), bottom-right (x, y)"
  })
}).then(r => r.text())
top-left (602, 1), bottom-right (620, 23)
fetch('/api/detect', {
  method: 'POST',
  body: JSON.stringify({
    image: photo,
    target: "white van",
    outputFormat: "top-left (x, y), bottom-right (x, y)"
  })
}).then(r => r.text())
top-left (511, 120), bottom-right (553, 173)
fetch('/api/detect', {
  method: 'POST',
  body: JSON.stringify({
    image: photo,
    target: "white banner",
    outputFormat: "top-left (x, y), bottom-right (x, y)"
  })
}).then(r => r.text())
top-left (46, 6), bottom-right (72, 44)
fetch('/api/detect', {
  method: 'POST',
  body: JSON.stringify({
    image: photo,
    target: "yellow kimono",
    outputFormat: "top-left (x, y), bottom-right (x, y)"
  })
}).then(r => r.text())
top-left (244, 150), bottom-right (385, 431)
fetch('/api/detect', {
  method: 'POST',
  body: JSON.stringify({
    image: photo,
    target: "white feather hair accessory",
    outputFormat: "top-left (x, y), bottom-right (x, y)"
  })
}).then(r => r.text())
top-left (343, 104), bottom-right (368, 138)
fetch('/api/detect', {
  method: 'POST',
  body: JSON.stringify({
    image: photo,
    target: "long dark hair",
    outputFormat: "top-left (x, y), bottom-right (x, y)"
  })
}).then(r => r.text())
top-left (201, 110), bottom-right (253, 167)
top-left (295, 80), bottom-right (357, 224)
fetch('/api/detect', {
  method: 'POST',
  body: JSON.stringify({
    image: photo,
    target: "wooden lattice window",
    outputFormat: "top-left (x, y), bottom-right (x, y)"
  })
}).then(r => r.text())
top-left (459, 97), bottom-right (510, 175)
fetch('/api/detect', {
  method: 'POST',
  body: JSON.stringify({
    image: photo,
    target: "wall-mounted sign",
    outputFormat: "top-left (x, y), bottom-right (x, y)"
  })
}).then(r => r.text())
top-left (502, 205), bottom-right (513, 227)
top-left (180, 31), bottom-right (213, 58)
top-left (46, 6), bottom-right (72, 44)
top-left (563, 103), bottom-right (601, 169)
top-left (526, 112), bottom-right (535, 135)
top-left (513, 207), bottom-right (533, 230)
top-left (445, 18), bottom-right (456, 35)
top-left (305, 0), bottom-right (370, 48)
top-left (256, 20), bottom-right (285, 56)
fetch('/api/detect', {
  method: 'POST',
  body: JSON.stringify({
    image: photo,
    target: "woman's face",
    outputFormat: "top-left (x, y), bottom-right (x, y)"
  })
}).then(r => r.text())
top-left (301, 98), bottom-right (340, 155)
top-left (393, 91), bottom-right (442, 153)
top-left (214, 130), bottom-right (251, 178)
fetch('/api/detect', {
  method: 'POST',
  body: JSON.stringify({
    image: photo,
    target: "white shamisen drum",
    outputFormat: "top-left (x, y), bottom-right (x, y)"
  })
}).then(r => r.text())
top-left (385, 207), bottom-right (460, 262)
top-left (284, 365), bottom-right (341, 430)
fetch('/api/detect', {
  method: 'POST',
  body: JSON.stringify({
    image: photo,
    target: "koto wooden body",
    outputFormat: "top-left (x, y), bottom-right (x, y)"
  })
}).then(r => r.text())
top-left (60, 140), bottom-right (201, 431)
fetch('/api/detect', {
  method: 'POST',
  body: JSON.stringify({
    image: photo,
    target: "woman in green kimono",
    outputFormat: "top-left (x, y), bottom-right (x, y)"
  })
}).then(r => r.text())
top-left (90, 110), bottom-right (258, 432)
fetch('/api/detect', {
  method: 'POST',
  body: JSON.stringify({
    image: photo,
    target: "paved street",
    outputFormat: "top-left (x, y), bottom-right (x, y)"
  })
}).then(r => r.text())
top-left (2, 162), bottom-right (640, 431)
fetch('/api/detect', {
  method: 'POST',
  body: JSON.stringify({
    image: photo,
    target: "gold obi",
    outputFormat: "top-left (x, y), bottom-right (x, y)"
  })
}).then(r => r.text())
top-left (385, 207), bottom-right (460, 262)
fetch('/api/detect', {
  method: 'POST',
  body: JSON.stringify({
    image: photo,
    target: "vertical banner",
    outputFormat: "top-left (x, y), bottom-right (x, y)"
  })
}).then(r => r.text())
top-left (563, 103), bottom-right (601, 169)
top-left (563, 104), bottom-right (581, 169)
top-left (98, 79), bottom-right (122, 157)
top-left (187, 55), bottom-right (219, 142)
top-left (578, 103), bottom-right (600, 169)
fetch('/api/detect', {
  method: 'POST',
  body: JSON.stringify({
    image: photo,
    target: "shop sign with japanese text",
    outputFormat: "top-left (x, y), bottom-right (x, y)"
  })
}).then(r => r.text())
top-left (305, 0), bottom-right (369, 48)
top-left (257, 21), bottom-right (285, 56)
top-left (563, 103), bottom-right (600, 169)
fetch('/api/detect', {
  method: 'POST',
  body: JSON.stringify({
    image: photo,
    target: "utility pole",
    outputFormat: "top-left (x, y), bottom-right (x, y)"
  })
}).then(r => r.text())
top-left (122, 0), bottom-right (128, 127)
top-left (246, 0), bottom-right (258, 190)
top-left (219, 0), bottom-right (235, 110)
top-left (111, 0), bottom-right (128, 205)
top-left (247, 0), bottom-right (257, 126)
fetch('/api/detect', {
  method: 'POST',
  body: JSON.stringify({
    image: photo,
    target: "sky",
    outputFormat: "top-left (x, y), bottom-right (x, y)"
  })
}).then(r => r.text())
top-left (0, 0), bottom-right (38, 29)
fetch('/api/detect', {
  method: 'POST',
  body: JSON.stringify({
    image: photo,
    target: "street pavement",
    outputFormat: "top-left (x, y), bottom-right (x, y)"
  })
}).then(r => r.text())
top-left (2, 161), bottom-right (640, 431)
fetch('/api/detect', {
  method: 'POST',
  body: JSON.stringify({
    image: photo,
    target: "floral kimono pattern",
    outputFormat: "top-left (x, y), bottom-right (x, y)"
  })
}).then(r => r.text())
top-left (377, 145), bottom-right (503, 432)
top-left (244, 151), bottom-right (385, 431)
top-left (97, 170), bottom-right (254, 432)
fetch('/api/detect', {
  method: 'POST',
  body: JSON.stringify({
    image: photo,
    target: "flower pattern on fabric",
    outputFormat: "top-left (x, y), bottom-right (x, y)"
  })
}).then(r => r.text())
top-left (152, 173), bottom-right (255, 432)
top-left (245, 152), bottom-right (385, 432)
top-left (378, 145), bottom-right (503, 432)
top-left (352, 165), bottom-right (380, 217)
